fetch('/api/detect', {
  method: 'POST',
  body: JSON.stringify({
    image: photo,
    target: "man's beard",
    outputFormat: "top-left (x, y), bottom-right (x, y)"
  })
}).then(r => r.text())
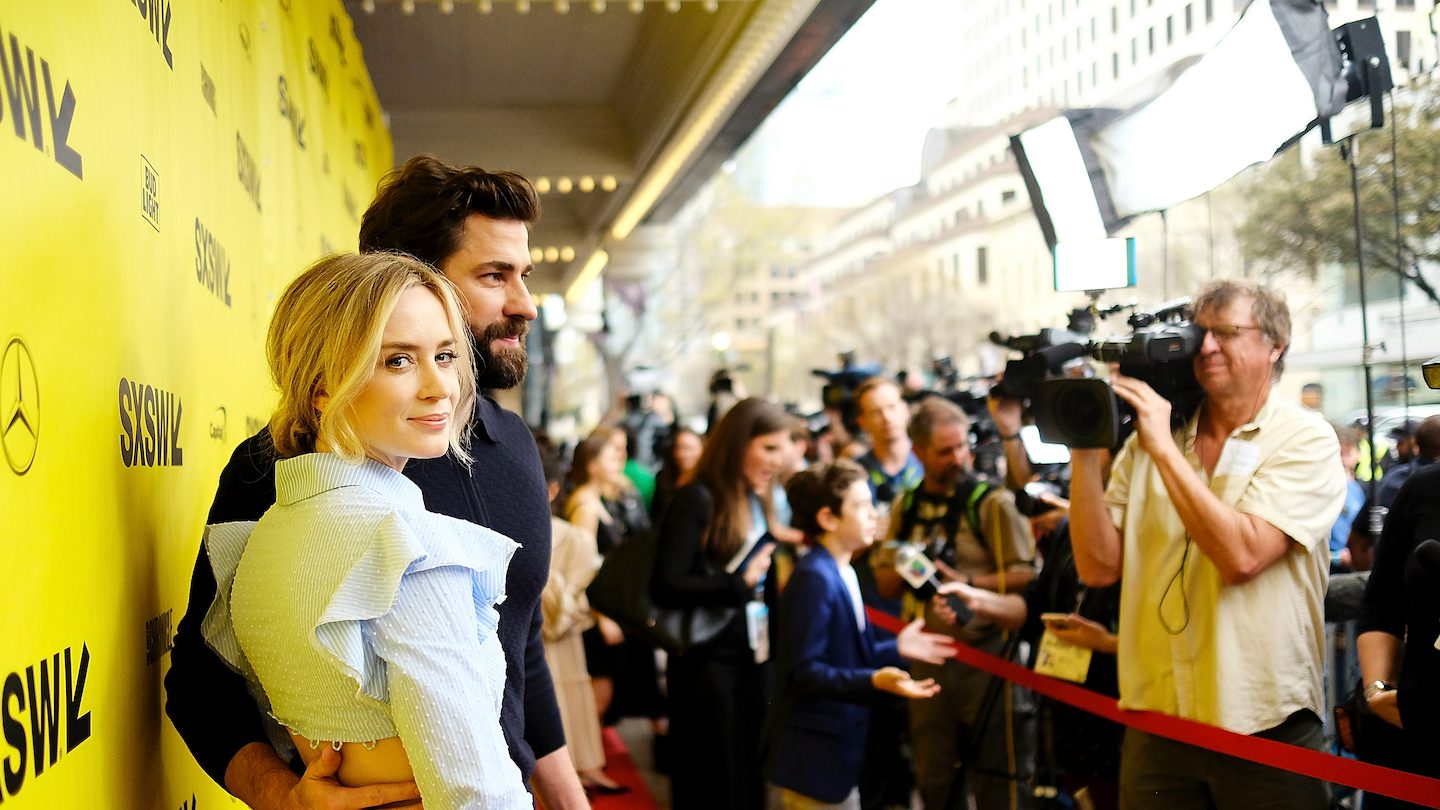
top-left (474, 317), bottom-right (529, 390)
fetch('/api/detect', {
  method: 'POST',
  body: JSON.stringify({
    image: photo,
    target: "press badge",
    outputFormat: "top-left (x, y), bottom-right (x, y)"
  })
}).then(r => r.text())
top-left (1034, 630), bottom-right (1091, 683)
top-left (746, 600), bottom-right (770, 664)
top-left (1213, 438), bottom-right (1261, 479)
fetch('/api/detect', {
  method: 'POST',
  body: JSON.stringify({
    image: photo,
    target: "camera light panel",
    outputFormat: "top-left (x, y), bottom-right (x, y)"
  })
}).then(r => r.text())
top-left (1053, 237), bottom-right (1136, 293)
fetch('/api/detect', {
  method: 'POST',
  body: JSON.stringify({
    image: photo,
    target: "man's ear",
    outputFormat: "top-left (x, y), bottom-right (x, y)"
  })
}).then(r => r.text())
top-left (816, 505), bottom-right (841, 534)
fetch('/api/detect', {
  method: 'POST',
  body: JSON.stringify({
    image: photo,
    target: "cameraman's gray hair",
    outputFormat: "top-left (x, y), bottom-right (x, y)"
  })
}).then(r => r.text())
top-left (1193, 278), bottom-right (1291, 376)
top-left (908, 396), bottom-right (969, 450)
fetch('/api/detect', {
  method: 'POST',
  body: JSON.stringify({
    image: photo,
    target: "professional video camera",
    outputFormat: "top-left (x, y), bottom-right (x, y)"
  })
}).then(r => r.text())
top-left (1029, 299), bottom-right (1205, 449)
top-left (812, 351), bottom-right (882, 437)
top-left (989, 306), bottom-right (1103, 401)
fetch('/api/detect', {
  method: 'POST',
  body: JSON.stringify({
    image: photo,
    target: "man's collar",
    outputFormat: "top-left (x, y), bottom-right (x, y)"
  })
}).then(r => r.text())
top-left (470, 393), bottom-right (505, 444)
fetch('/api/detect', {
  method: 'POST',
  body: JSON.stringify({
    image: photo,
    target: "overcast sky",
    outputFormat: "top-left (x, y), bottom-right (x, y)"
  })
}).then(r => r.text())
top-left (740, 0), bottom-right (970, 207)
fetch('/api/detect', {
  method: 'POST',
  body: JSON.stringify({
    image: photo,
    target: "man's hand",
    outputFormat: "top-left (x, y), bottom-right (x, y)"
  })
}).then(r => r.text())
top-left (871, 666), bottom-right (941, 699)
top-left (596, 613), bottom-right (625, 646)
top-left (1030, 503), bottom-right (1070, 538)
top-left (896, 617), bottom-right (959, 664)
top-left (1110, 372), bottom-right (1175, 458)
top-left (1043, 614), bottom-right (1118, 655)
top-left (287, 747), bottom-right (421, 810)
top-left (987, 392), bottom-right (1023, 437)
top-left (1367, 689), bottom-right (1403, 729)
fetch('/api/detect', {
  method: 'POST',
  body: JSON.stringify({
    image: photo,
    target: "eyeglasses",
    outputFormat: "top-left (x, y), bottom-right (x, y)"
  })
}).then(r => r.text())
top-left (1197, 324), bottom-right (1264, 343)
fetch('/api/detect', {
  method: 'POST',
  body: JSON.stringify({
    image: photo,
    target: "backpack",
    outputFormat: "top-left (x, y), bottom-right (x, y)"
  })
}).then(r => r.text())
top-left (894, 476), bottom-right (992, 552)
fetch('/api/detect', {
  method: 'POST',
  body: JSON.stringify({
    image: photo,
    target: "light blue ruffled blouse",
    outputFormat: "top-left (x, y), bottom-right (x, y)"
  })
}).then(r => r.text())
top-left (201, 453), bottom-right (529, 809)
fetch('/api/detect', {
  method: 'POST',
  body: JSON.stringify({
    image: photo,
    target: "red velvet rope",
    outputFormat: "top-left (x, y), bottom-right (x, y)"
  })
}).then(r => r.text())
top-left (866, 606), bottom-right (1440, 808)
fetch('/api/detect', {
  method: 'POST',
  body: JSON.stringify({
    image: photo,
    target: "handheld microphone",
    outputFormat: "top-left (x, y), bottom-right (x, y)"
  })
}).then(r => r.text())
top-left (894, 544), bottom-right (973, 625)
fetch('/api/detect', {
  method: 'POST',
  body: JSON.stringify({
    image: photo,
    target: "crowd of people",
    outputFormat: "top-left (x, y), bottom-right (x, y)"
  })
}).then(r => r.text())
top-left (158, 153), bottom-right (1440, 810)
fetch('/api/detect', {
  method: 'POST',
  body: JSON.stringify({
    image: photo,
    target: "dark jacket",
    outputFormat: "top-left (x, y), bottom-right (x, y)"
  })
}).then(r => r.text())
top-left (764, 544), bottom-right (900, 803)
top-left (164, 397), bottom-right (563, 788)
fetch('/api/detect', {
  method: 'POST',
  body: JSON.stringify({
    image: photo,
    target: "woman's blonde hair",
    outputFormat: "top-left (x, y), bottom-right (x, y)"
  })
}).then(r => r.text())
top-left (266, 252), bottom-right (477, 464)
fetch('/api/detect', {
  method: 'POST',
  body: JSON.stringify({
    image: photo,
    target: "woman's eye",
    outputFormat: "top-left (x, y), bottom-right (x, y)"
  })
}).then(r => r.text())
top-left (436, 350), bottom-right (458, 365)
top-left (385, 355), bottom-right (414, 369)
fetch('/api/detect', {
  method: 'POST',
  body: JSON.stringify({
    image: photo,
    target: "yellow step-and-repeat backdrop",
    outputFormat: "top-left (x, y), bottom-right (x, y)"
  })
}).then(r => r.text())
top-left (0, 1), bottom-right (392, 806)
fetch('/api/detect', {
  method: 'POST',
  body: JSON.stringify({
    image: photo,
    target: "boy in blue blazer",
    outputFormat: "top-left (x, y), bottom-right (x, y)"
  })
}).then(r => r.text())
top-left (765, 460), bottom-right (958, 808)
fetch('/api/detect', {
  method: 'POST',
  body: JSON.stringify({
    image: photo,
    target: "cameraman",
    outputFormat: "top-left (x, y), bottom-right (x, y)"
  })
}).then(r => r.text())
top-left (1069, 279), bottom-right (1345, 807)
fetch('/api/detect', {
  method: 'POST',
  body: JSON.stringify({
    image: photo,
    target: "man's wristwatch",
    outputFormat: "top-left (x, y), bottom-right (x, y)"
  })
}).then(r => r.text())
top-left (1364, 680), bottom-right (1395, 701)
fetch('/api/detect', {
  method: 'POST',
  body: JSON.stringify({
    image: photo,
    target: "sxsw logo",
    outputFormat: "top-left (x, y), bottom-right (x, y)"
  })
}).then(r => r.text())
top-left (121, 0), bottom-right (173, 69)
top-left (0, 24), bottom-right (84, 180)
top-left (118, 377), bottom-right (184, 468)
top-left (0, 645), bottom-right (93, 801)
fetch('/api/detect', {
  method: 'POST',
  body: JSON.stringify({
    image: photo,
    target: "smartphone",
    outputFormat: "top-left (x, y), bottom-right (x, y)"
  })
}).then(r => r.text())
top-left (1040, 612), bottom-right (1073, 629)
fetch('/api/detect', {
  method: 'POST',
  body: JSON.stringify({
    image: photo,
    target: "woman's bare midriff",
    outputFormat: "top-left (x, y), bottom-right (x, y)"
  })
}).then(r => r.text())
top-left (292, 732), bottom-right (422, 808)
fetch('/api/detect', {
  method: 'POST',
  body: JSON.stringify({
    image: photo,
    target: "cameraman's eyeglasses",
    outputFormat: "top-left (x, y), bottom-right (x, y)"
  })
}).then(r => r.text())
top-left (1198, 324), bottom-right (1263, 343)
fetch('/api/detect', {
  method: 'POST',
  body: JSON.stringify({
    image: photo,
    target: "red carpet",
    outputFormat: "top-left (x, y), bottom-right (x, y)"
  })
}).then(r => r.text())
top-left (588, 727), bottom-right (662, 809)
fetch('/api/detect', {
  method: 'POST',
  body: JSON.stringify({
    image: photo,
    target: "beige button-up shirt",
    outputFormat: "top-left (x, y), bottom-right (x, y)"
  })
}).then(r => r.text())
top-left (1105, 396), bottom-right (1344, 735)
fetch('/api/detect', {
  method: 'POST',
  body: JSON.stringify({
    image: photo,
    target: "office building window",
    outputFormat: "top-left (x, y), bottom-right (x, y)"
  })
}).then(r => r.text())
top-left (1148, 26), bottom-right (1155, 54)
top-left (1397, 0), bottom-right (1415, 7)
top-left (1357, 0), bottom-right (1373, 8)
top-left (1185, 3), bottom-right (1193, 33)
top-left (1111, 5), bottom-right (1119, 32)
top-left (1130, 0), bottom-right (1136, 17)
top-left (1397, 30), bottom-right (1411, 69)
top-left (1206, 0), bottom-right (1213, 22)
top-left (1113, 51), bottom-right (1120, 78)
top-left (1131, 37), bottom-right (1138, 63)
top-left (1166, 16), bottom-right (1174, 43)
top-left (977, 247), bottom-right (989, 285)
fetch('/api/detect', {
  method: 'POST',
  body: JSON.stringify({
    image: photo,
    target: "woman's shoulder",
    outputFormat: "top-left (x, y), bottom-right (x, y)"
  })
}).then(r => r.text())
top-left (673, 481), bottom-right (714, 511)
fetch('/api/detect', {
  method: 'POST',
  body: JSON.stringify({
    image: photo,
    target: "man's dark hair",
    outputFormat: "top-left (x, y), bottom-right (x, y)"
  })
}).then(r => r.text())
top-left (359, 155), bottom-right (540, 267)
top-left (785, 459), bottom-right (868, 536)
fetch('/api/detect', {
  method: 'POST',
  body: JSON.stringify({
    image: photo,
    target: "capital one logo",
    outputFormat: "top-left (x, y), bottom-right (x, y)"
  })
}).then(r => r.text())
top-left (2, 336), bottom-right (39, 474)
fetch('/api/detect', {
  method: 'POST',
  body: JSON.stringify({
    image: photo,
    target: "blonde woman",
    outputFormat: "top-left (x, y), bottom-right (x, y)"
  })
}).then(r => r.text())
top-left (201, 253), bottom-right (528, 809)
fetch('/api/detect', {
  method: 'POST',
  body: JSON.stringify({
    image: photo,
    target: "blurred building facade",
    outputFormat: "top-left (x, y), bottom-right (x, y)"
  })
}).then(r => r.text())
top-left (762, 0), bottom-right (1438, 414)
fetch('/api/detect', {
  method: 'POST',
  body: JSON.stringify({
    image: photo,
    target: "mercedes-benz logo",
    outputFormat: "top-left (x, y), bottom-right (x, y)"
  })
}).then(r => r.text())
top-left (2, 336), bottom-right (39, 475)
